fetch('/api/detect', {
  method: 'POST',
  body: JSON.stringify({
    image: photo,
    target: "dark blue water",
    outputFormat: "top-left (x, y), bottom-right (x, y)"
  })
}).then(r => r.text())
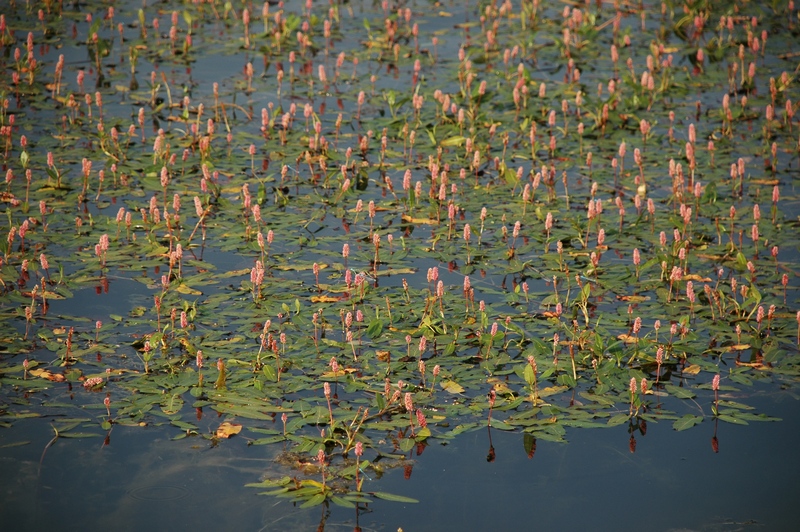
top-left (1, 388), bottom-right (797, 531)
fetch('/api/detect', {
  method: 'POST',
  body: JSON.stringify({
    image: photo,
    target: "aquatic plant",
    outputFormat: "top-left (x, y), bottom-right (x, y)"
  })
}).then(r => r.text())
top-left (0, 0), bottom-right (797, 518)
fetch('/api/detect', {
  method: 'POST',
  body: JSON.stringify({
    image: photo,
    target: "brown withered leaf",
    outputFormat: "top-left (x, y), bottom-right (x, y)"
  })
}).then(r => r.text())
top-left (617, 295), bottom-right (651, 302)
top-left (29, 368), bottom-right (66, 382)
top-left (320, 368), bottom-right (358, 378)
top-left (735, 360), bottom-right (765, 368)
top-left (215, 422), bottom-right (243, 439)
top-left (727, 344), bottom-right (751, 351)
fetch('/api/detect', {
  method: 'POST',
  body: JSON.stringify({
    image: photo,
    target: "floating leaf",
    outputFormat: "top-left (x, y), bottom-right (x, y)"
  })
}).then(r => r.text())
top-left (60, 432), bottom-right (102, 438)
top-left (175, 284), bottom-right (203, 295)
top-left (401, 213), bottom-right (439, 225)
top-left (371, 492), bottom-right (419, 503)
top-left (727, 344), bottom-right (751, 352)
top-left (299, 492), bottom-right (327, 508)
top-left (682, 364), bottom-right (702, 375)
top-left (310, 295), bottom-right (341, 303)
top-left (607, 414), bottom-right (631, 427)
top-left (664, 385), bottom-right (696, 399)
top-left (538, 386), bottom-right (568, 398)
top-left (440, 135), bottom-right (466, 147)
top-left (440, 380), bottom-right (465, 394)
top-left (717, 414), bottom-right (748, 425)
top-left (29, 368), bottom-right (66, 382)
top-left (616, 334), bottom-right (639, 344)
top-left (215, 421), bottom-right (243, 439)
top-left (673, 415), bottom-right (703, 431)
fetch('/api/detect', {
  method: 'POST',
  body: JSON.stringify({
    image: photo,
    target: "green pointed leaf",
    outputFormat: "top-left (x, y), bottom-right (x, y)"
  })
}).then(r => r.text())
top-left (371, 492), bottom-right (419, 503)
top-left (299, 492), bottom-right (327, 508)
top-left (673, 415), bottom-right (703, 431)
top-left (664, 384), bottom-right (696, 399)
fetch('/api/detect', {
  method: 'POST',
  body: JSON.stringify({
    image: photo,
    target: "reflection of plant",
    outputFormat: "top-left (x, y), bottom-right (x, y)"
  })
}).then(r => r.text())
top-left (246, 448), bottom-right (417, 508)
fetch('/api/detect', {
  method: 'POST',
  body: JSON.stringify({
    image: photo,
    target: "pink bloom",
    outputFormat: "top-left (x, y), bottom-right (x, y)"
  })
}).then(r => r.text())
top-left (83, 377), bottom-right (104, 389)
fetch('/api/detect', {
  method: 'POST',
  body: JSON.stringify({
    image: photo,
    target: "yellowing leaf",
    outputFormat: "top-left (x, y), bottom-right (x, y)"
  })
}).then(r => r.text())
top-left (440, 380), bottom-right (464, 394)
top-left (375, 267), bottom-right (417, 276)
top-left (617, 333), bottom-right (639, 344)
top-left (30, 368), bottom-right (66, 382)
top-left (310, 295), bottom-right (341, 303)
top-left (683, 364), bottom-right (702, 375)
top-left (320, 368), bottom-right (357, 378)
top-left (735, 360), bottom-right (765, 368)
top-left (682, 274), bottom-right (712, 282)
top-left (175, 284), bottom-right (202, 295)
top-left (42, 291), bottom-right (66, 300)
top-left (727, 344), bottom-right (751, 351)
top-left (696, 253), bottom-right (730, 261)
top-left (401, 213), bottom-right (439, 225)
top-left (219, 268), bottom-right (252, 278)
top-left (538, 385), bottom-right (568, 398)
top-left (440, 135), bottom-right (466, 147)
top-left (617, 295), bottom-right (650, 302)
top-left (274, 263), bottom-right (328, 271)
top-left (487, 378), bottom-right (514, 396)
top-left (215, 422), bottom-right (243, 439)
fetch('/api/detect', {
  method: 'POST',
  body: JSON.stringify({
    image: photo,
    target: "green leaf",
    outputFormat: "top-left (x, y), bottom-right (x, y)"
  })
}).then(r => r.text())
top-left (440, 135), bottom-right (466, 147)
top-left (664, 384), bottom-right (696, 399)
top-left (331, 495), bottom-right (356, 508)
top-left (371, 492), bottom-right (419, 503)
top-left (366, 318), bottom-right (384, 339)
top-left (263, 365), bottom-right (277, 382)
top-left (415, 427), bottom-right (431, 440)
top-left (59, 432), bottom-right (103, 438)
top-left (717, 414), bottom-right (748, 425)
top-left (672, 415), bottom-right (703, 431)
top-left (523, 364), bottom-right (535, 386)
top-left (728, 373), bottom-right (753, 386)
top-left (398, 437), bottom-right (415, 452)
top-left (299, 492), bottom-right (327, 508)
top-left (607, 414), bottom-right (630, 427)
